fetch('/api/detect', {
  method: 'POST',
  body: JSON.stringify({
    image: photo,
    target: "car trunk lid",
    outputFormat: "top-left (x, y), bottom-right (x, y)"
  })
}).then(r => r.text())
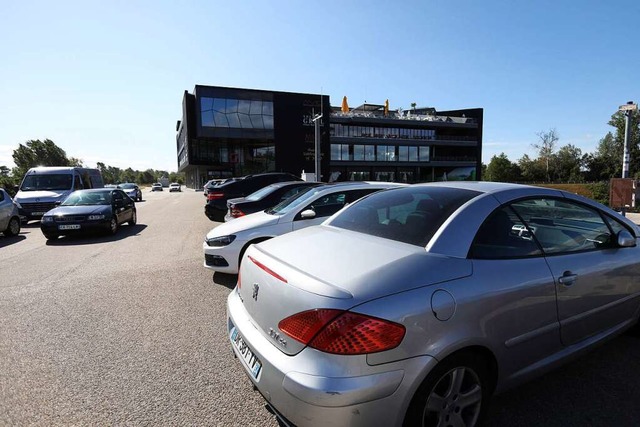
top-left (237, 225), bottom-right (471, 355)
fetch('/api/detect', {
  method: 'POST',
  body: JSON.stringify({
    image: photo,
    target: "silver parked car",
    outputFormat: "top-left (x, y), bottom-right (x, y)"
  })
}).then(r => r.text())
top-left (0, 188), bottom-right (21, 237)
top-left (227, 182), bottom-right (640, 427)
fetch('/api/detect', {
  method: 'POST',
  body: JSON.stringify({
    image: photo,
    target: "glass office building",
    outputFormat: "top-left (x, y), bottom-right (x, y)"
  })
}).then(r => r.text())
top-left (176, 85), bottom-right (483, 187)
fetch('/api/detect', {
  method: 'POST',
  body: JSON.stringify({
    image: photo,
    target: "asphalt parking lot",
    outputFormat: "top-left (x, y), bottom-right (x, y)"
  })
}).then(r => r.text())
top-left (1, 189), bottom-right (639, 426)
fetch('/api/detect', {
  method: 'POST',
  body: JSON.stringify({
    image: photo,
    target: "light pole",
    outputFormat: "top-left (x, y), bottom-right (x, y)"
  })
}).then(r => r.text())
top-left (619, 101), bottom-right (638, 179)
top-left (313, 112), bottom-right (323, 182)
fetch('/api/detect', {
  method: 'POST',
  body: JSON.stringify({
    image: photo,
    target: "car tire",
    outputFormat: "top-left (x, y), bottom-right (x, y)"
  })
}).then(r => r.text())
top-left (129, 210), bottom-right (137, 226)
top-left (109, 217), bottom-right (119, 235)
top-left (4, 217), bottom-right (21, 237)
top-left (403, 352), bottom-right (493, 427)
top-left (43, 233), bottom-right (58, 241)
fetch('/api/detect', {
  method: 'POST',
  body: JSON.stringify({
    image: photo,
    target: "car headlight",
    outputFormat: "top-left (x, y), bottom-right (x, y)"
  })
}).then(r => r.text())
top-left (205, 235), bottom-right (236, 247)
top-left (41, 216), bottom-right (53, 223)
top-left (88, 214), bottom-right (106, 220)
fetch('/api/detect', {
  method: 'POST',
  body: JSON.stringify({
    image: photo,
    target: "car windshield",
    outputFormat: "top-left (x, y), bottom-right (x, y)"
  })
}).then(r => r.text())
top-left (120, 183), bottom-right (136, 189)
top-left (20, 174), bottom-right (73, 191)
top-left (61, 191), bottom-right (112, 206)
top-left (329, 186), bottom-right (481, 246)
top-left (245, 184), bottom-right (278, 201)
top-left (266, 186), bottom-right (329, 215)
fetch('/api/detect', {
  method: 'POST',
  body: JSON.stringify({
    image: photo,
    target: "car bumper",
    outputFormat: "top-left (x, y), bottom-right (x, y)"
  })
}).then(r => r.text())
top-left (41, 219), bottom-right (112, 235)
top-left (202, 239), bottom-right (242, 274)
top-left (226, 290), bottom-right (435, 427)
top-left (204, 203), bottom-right (226, 222)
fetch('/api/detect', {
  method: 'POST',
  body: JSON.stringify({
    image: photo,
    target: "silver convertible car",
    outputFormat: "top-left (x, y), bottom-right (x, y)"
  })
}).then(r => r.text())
top-left (227, 182), bottom-right (640, 427)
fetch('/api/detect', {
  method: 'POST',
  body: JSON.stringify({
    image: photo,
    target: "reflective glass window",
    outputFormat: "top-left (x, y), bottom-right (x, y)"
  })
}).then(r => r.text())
top-left (226, 99), bottom-right (238, 113)
top-left (365, 145), bottom-right (375, 161)
top-left (250, 115), bottom-right (264, 128)
top-left (353, 145), bottom-right (364, 161)
top-left (263, 115), bottom-right (274, 129)
top-left (262, 102), bottom-right (273, 116)
top-left (238, 100), bottom-right (251, 114)
top-left (399, 146), bottom-right (409, 161)
top-left (239, 114), bottom-right (253, 128)
top-left (250, 100), bottom-right (262, 115)
top-left (419, 147), bottom-right (430, 161)
top-left (511, 199), bottom-right (614, 255)
top-left (213, 111), bottom-right (229, 127)
top-left (227, 113), bottom-right (241, 128)
top-left (409, 147), bottom-right (418, 161)
top-left (202, 110), bottom-right (214, 127)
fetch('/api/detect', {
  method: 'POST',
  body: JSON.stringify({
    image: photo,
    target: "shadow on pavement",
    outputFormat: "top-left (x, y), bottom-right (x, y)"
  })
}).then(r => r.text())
top-left (0, 234), bottom-right (27, 247)
top-left (44, 224), bottom-right (148, 246)
top-left (213, 272), bottom-right (238, 289)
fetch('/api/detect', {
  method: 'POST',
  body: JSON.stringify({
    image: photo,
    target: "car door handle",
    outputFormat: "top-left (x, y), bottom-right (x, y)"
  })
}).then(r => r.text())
top-left (558, 272), bottom-right (577, 286)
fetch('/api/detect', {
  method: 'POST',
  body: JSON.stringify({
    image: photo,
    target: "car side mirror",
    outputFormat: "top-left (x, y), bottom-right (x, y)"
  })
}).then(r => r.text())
top-left (617, 230), bottom-right (636, 247)
top-left (300, 209), bottom-right (316, 219)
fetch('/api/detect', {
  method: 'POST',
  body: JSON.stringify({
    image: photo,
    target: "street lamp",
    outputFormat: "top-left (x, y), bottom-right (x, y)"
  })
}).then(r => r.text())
top-left (619, 101), bottom-right (638, 179)
top-left (313, 112), bottom-right (323, 182)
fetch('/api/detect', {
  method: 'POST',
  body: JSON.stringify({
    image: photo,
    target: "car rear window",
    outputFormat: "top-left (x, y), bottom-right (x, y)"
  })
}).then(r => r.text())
top-left (329, 186), bottom-right (481, 246)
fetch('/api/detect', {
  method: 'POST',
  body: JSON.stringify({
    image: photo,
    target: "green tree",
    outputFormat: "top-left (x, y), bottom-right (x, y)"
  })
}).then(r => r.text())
top-left (518, 154), bottom-right (546, 182)
top-left (0, 165), bottom-right (17, 194)
top-left (485, 153), bottom-right (521, 182)
top-left (553, 144), bottom-right (583, 182)
top-left (532, 129), bottom-right (559, 182)
top-left (583, 110), bottom-right (640, 180)
top-left (12, 139), bottom-right (72, 178)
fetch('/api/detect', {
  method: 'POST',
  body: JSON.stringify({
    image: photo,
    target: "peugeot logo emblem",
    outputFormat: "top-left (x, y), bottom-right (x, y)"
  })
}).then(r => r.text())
top-left (252, 283), bottom-right (259, 301)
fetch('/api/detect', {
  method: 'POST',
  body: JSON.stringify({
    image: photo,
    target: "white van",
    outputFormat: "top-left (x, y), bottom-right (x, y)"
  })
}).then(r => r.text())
top-left (14, 167), bottom-right (104, 222)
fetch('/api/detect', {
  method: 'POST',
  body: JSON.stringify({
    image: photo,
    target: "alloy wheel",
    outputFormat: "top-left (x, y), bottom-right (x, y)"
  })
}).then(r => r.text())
top-left (422, 367), bottom-right (482, 427)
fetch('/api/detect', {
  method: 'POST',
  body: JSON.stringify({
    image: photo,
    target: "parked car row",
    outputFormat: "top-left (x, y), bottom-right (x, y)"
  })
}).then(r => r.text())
top-left (204, 172), bottom-right (303, 222)
top-left (203, 181), bottom-right (403, 274)
top-left (214, 181), bottom-right (640, 427)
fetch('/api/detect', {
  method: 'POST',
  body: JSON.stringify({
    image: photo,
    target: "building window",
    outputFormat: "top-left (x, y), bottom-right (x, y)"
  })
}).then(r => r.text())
top-left (365, 145), bottom-right (375, 161)
top-left (331, 144), bottom-right (350, 161)
top-left (409, 146), bottom-right (418, 162)
top-left (376, 145), bottom-right (396, 162)
top-left (200, 97), bottom-right (274, 130)
top-left (353, 145), bottom-right (364, 161)
top-left (398, 146), bottom-right (408, 162)
top-left (419, 146), bottom-right (430, 161)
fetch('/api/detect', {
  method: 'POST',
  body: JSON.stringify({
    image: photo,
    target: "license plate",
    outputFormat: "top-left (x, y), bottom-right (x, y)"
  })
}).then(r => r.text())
top-left (231, 327), bottom-right (262, 379)
top-left (59, 224), bottom-right (81, 230)
top-left (32, 212), bottom-right (45, 216)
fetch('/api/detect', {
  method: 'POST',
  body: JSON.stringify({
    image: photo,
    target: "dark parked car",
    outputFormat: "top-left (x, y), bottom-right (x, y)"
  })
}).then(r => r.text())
top-left (40, 188), bottom-right (137, 240)
top-left (119, 183), bottom-right (143, 201)
top-left (205, 172), bottom-right (302, 222)
top-left (225, 181), bottom-right (321, 221)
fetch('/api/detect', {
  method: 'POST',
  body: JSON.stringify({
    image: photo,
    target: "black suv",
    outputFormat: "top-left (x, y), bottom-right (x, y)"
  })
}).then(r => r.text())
top-left (204, 172), bottom-right (302, 222)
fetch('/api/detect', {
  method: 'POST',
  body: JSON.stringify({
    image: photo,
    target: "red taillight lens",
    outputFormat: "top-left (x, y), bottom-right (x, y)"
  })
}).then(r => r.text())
top-left (230, 206), bottom-right (245, 218)
top-left (207, 192), bottom-right (224, 201)
top-left (279, 309), bottom-right (405, 355)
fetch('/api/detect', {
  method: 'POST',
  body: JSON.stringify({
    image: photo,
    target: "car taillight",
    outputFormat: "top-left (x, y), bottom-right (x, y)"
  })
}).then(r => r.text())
top-left (279, 309), bottom-right (405, 355)
top-left (207, 192), bottom-right (224, 201)
top-left (230, 206), bottom-right (245, 218)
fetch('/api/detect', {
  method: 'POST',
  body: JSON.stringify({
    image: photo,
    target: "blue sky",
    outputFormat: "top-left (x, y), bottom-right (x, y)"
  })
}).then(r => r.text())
top-left (1, 0), bottom-right (638, 173)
